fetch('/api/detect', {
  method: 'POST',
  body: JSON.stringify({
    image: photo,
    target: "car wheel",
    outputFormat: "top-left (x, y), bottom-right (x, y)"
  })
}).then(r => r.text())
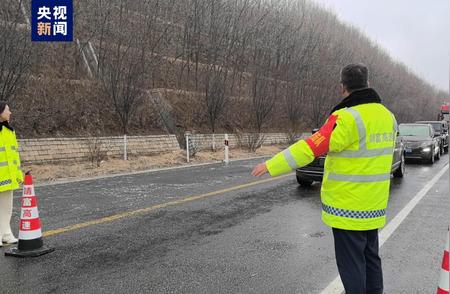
top-left (296, 176), bottom-right (313, 187)
top-left (393, 153), bottom-right (405, 178)
top-left (427, 149), bottom-right (435, 164)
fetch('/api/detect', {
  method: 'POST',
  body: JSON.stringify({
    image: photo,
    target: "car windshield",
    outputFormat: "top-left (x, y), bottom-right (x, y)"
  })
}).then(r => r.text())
top-left (417, 122), bottom-right (442, 131)
top-left (429, 123), bottom-right (442, 131)
top-left (399, 125), bottom-right (430, 137)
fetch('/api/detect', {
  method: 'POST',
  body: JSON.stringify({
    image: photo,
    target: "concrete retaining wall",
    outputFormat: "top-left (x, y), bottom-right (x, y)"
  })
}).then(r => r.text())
top-left (188, 133), bottom-right (295, 150)
top-left (18, 133), bottom-right (309, 164)
top-left (18, 135), bottom-right (179, 164)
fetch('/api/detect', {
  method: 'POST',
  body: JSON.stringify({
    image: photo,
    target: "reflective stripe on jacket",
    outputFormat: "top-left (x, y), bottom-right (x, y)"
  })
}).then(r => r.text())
top-left (0, 127), bottom-right (23, 192)
top-left (265, 103), bottom-right (396, 230)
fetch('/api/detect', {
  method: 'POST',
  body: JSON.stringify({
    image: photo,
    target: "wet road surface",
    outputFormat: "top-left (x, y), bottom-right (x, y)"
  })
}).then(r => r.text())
top-left (0, 154), bottom-right (448, 293)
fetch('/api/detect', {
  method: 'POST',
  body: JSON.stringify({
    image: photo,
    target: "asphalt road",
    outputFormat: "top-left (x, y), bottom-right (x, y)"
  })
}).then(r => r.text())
top-left (0, 154), bottom-right (448, 294)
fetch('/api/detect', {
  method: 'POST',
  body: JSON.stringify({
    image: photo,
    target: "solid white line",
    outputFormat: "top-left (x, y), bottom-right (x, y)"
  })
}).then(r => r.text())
top-left (320, 162), bottom-right (449, 294)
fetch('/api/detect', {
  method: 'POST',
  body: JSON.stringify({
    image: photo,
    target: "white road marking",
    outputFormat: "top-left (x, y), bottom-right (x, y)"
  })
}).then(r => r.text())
top-left (320, 162), bottom-right (449, 294)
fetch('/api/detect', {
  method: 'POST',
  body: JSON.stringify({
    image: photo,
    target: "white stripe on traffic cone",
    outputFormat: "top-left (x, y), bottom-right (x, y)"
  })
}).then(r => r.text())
top-left (437, 227), bottom-right (449, 294)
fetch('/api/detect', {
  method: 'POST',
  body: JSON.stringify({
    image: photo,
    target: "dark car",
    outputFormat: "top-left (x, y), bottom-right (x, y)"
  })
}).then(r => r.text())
top-left (295, 129), bottom-right (405, 187)
top-left (415, 121), bottom-right (448, 154)
top-left (399, 123), bottom-right (440, 164)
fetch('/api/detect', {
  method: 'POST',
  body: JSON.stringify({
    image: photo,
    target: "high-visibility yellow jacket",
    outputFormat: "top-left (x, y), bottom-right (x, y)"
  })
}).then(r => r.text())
top-left (266, 103), bottom-right (397, 231)
top-left (0, 126), bottom-right (23, 192)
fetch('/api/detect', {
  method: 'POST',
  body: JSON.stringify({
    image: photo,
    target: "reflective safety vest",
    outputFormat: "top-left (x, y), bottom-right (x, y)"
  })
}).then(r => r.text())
top-left (266, 103), bottom-right (397, 231)
top-left (0, 127), bottom-right (23, 192)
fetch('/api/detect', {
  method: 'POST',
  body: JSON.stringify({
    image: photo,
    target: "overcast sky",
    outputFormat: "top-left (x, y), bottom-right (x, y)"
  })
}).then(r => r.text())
top-left (312, 0), bottom-right (450, 92)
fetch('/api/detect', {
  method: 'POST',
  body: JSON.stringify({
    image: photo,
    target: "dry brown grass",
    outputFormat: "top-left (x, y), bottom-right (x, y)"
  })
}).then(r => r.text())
top-left (23, 145), bottom-right (287, 183)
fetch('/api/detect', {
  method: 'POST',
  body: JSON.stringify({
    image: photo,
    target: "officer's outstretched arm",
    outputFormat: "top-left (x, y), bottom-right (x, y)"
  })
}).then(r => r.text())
top-left (265, 114), bottom-right (340, 177)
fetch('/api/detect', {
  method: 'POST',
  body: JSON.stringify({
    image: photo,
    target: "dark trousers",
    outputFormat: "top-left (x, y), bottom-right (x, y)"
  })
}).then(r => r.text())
top-left (332, 228), bottom-right (383, 294)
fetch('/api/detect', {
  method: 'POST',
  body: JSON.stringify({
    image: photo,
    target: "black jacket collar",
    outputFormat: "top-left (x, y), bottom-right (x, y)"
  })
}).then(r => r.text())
top-left (330, 88), bottom-right (382, 114)
top-left (0, 121), bottom-right (13, 131)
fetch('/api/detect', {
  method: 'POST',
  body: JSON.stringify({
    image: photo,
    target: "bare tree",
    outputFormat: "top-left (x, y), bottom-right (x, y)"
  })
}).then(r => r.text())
top-left (201, 0), bottom-right (237, 150)
top-left (5, 0), bottom-right (447, 138)
top-left (0, 0), bottom-right (32, 103)
top-left (97, 0), bottom-right (168, 135)
top-left (247, 68), bottom-right (275, 152)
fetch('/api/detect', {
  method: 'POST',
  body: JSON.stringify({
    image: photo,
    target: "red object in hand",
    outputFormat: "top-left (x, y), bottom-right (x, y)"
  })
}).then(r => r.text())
top-left (305, 114), bottom-right (338, 157)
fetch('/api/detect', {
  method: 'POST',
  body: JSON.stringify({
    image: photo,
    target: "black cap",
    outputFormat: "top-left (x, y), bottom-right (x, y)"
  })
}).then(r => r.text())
top-left (341, 63), bottom-right (369, 92)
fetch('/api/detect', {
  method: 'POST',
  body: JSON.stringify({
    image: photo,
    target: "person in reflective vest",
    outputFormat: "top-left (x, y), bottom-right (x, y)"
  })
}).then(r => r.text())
top-left (252, 64), bottom-right (396, 294)
top-left (0, 102), bottom-right (23, 247)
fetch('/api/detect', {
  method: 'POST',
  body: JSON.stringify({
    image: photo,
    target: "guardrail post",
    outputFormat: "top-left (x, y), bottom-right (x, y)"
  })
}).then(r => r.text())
top-left (224, 134), bottom-right (229, 164)
top-left (185, 132), bottom-right (190, 163)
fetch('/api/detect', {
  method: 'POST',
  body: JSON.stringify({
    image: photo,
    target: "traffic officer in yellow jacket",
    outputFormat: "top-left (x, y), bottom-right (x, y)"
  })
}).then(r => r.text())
top-left (252, 64), bottom-right (396, 294)
top-left (0, 102), bottom-right (23, 247)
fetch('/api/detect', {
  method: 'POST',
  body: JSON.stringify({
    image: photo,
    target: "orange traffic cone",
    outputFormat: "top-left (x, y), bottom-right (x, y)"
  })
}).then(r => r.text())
top-left (5, 171), bottom-right (54, 257)
top-left (437, 226), bottom-right (449, 294)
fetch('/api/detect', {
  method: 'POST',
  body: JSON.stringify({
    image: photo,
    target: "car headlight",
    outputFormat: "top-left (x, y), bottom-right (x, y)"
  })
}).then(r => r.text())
top-left (422, 147), bottom-right (431, 152)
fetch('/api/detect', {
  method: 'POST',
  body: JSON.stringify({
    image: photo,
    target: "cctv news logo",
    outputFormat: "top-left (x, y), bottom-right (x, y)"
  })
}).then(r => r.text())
top-left (31, 0), bottom-right (73, 42)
